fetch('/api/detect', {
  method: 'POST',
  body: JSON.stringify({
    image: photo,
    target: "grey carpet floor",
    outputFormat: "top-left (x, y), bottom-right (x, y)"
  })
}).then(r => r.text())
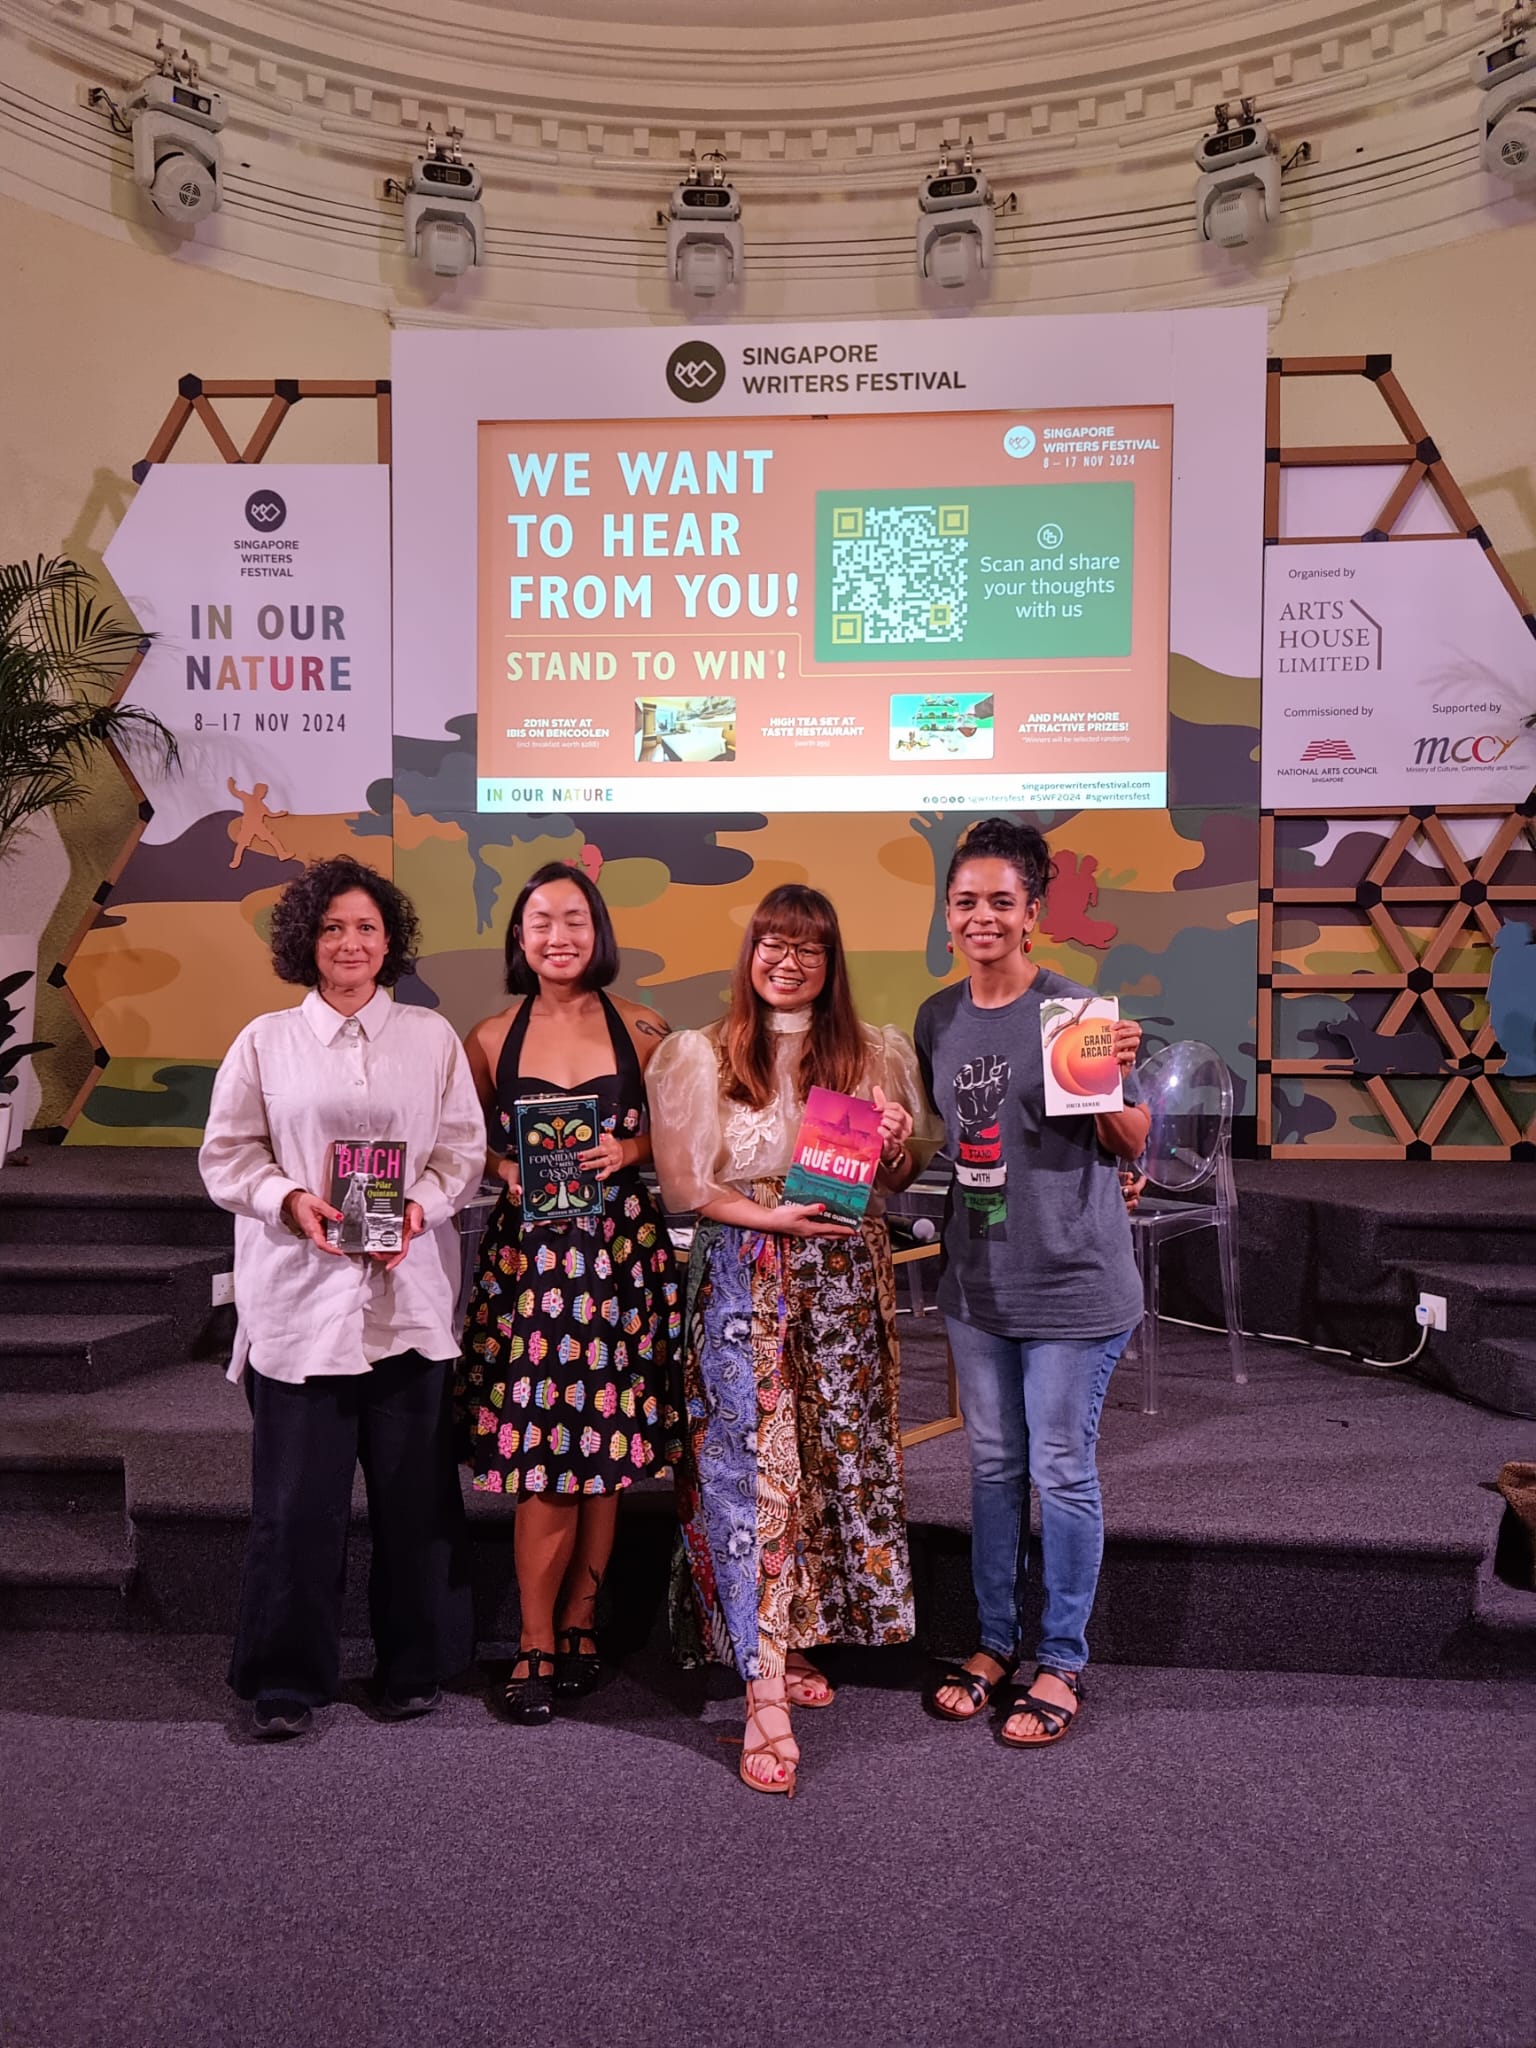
top-left (0, 1632), bottom-right (1529, 2048)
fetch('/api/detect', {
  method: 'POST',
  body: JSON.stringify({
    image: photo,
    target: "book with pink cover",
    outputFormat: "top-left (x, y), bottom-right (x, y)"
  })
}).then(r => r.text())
top-left (782, 1086), bottom-right (884, 1224)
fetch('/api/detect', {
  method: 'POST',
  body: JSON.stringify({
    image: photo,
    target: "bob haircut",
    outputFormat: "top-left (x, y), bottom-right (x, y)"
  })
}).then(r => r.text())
top-left (504, 861), bottom-right (619, 996)
top-left (718, 883), bottom-right (866, 1108)
top-left (268, 856), bottom-right (420, 988)
top-left (944, 815), bottom-right (1055, 907)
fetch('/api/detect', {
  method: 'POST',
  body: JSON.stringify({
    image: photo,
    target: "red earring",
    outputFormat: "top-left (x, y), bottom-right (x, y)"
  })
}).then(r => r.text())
top-left (1023, 936), bottom-right (1033, 953)
top-left (945, 939), bottom-right (953, 954)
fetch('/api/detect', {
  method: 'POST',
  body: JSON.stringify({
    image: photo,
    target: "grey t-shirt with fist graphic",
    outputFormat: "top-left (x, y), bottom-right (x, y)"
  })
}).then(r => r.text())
top-left (913, 969), bottom-right (1142, 1341)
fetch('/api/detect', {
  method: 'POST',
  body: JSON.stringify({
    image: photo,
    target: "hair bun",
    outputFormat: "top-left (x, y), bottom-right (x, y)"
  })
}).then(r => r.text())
top-left (944, 814), bottom-right (1054, 903)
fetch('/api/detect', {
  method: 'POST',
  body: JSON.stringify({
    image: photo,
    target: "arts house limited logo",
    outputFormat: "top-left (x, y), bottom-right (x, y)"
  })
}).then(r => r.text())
top-left (1270, 596), bottom-right (1383, 676)
top-left (244, 488), bottom-right (288, 533)
top-left (666, 340), bottom-right (726, 405)
top-left (1300, 738), bottom-right (1356, 762)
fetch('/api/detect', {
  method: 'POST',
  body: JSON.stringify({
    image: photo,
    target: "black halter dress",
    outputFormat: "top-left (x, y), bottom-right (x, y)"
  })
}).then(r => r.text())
top-left (455, 993), bottom-right (681, 1498)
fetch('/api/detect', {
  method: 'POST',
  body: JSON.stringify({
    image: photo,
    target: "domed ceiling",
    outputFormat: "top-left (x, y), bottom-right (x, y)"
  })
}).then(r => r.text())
top-left (0, 0), bottom-right (1525, 320)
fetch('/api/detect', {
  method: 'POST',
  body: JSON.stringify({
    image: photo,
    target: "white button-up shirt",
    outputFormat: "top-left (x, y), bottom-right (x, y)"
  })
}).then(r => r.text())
top-left (199, 988), bottom-right (485, 1383)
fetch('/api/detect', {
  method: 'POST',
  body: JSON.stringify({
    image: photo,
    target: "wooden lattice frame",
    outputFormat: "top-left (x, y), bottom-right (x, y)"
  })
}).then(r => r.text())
top-left (1256, 354), bottom-right (1536, 1162)
top-left (47, 377), bottom-right (391, 1135)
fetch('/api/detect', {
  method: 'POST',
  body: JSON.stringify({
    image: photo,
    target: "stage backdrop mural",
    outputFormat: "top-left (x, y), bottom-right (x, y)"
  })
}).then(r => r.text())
top-left (60, 312), bottom-right (1271, 1144)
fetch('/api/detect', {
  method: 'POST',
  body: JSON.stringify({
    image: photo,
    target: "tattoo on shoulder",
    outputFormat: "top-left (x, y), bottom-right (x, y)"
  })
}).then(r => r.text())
top-left (633, 1017), bottom-right (671, 1040)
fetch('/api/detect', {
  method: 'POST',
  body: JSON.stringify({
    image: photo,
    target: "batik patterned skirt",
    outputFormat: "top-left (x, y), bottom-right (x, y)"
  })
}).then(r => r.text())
top-left (455, 1176), bottom-right (682, 1497)
top-left (674, 1187), bottom-right (914, 1678)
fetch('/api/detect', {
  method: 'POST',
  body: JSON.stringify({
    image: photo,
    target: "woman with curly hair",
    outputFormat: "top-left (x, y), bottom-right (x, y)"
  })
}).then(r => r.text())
top-left (914, 817), bottom-right (1146, 1749)
top-left (454, 860), bottom-right (681, 1726)
top-left (646, 884), bottom-right (941, 1796)
top-left (200, 856), bottom-right (484, 1738)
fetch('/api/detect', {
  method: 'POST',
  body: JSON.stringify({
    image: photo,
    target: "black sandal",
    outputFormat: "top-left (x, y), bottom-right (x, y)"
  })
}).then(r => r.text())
top-left (923, 1649), bottom-right (1018, 1721)
top-left (554, 1627), bottom-right (603, 1700)
top-left (998, 1666), bottom-right (1083, 1748)
top-left (505, 1647), bottom-right (556, 1726)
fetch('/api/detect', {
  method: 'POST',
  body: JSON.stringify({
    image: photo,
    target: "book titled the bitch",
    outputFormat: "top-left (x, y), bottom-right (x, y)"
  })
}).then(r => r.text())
top-left (326, 1139), bottom-right (409, 1253)
top-left (782, 1085), bottom-right (885, 1224)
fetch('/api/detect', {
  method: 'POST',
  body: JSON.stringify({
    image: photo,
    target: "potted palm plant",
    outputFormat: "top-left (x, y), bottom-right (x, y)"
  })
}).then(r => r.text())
top-left (0, 555), bottom-right (178, 1160)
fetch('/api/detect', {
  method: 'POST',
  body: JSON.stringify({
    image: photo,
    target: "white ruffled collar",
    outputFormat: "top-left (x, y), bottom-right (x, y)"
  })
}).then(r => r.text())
top-left (766, 1005), bottom-right (814, 1036)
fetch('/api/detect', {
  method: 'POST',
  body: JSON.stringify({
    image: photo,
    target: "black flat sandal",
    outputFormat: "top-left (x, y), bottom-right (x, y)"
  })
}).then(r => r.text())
top-left (998, 1666), bottom-right (1083, 1748)
top-left (554, 1627), bottom-right (603, 1700)
top-left (923, 1649), bottom-right (1018, 1721)
top-left (505, 1647), bottom-right (556, 1726)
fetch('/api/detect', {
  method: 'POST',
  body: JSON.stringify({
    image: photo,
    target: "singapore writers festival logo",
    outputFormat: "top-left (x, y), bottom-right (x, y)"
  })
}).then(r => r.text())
top-left (244, 488), bottom-right (288, 533)
top-left (666, 340), bottom-right (726, 405)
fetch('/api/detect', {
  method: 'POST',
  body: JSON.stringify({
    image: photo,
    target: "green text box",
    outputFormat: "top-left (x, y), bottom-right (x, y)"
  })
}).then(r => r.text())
top-left (815, 483), bottom-right (1135, 664)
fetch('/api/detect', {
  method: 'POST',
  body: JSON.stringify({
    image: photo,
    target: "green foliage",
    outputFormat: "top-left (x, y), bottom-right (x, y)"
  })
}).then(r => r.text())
top-left (0, 967), bottom-right (50, 1097)
top-left (0, 555), bottom-right (179, 861)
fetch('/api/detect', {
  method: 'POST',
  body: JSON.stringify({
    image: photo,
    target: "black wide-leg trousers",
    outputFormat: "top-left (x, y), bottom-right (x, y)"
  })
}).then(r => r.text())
top-left (229, 1351), bottom-right (472, 1706)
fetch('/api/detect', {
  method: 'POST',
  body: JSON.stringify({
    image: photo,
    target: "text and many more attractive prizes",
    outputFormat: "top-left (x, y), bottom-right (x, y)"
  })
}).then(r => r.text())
top-left (1040, 996), bottom-right (1125, 1118)
top-left (513, 1094), bottom-right (603, 1222)
top-left (781, 1086), bottom-right (886, 1224)
top-left (326, 1139), bottom-right (409, 1253)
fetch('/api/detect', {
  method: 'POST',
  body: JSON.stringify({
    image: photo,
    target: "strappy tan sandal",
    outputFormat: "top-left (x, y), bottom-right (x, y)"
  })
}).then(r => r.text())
top-left (785, 1651), bottom-right (836, 1710)
top-left (739, 1684), bottom-right (798, 1798)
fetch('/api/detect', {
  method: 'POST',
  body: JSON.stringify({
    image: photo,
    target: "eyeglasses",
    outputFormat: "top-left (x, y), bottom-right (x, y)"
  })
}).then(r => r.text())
top-left (755, 936), bottom-right (828, 968)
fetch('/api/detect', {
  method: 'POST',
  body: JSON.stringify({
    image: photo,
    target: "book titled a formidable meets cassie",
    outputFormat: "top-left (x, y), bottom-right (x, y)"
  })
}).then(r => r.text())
top-left (514, 1093), bottom-right (603, 1222)
top-left (781, 1086), bottom-right (885, 1224)
top-left (325, 1139), bottom-right (408, 1253)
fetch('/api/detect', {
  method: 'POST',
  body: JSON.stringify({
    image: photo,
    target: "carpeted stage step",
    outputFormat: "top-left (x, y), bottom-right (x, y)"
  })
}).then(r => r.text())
top-left (1404, 1262), bottom-right (1536, 1414)
top-left (1168, 1161), bottom-right (1536, 1418)
top-left (0, 1453), bottom-right (132, 1628)
top-left (2, 1339), bottom-right (1531, 1680)
top-left (0, 1244), bottom-right (233, 1360)
top-left (0, 1312), bottom-right (183, 1392)
top-left (0, 1147), bottom-right (233, 1250)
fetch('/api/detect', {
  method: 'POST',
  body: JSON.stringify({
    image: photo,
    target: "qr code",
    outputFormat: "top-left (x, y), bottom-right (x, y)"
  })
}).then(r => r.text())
top-left (828, 503), bottom-right (969, 648)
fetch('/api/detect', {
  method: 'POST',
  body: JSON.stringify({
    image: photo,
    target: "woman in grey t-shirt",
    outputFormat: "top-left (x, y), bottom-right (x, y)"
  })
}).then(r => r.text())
top-left (913, 816), bottom-right (1147, 1747)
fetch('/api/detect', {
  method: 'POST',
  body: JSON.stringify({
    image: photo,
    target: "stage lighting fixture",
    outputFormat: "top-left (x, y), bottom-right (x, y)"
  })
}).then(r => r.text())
top-left (1474, 21), bottom-right (1536, 186)
top-left (916, 140), bottom-right (994, 289)
top-left (127, 44), bottom-right (226, 227)
top-left (402, 127), bottom-right (484, 278)
top-left (1194, 100), bottom-right (1280, 249)
top-left (667, 153), bottom-right (742, 298)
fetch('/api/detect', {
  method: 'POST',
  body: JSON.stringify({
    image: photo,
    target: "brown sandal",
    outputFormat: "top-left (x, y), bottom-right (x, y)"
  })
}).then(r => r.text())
top-left (785, 1653), bottom-right (836, 1710)
top-left (739, 1686), bottom-right (798, 1798)
top-left (999, 1667), bottom-right (1083, 1748)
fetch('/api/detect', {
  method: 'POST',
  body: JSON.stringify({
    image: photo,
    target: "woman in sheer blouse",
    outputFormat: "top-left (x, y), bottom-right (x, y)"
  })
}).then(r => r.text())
top-left (647, 883), bottom-right (941, 1797)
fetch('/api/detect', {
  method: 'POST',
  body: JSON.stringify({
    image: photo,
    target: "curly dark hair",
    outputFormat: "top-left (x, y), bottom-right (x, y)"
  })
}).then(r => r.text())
top-left (504, 861), bottom-right (619, 995)
top-left (944, 815), bottom-right (1055, 906)
top-left (268, 856), bottom-right (420, 988)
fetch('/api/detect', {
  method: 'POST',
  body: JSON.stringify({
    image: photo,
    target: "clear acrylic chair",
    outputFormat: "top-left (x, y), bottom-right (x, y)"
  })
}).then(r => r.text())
top-left (1127, 1040), bottom-right (1246, 1415)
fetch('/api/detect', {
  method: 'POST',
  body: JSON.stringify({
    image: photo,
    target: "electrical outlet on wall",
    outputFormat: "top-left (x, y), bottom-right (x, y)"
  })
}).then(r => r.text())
top-left (1415, 1292), bottom-right (1447, 1332)
top-left (212, 1270), bottom-right (236, 1307)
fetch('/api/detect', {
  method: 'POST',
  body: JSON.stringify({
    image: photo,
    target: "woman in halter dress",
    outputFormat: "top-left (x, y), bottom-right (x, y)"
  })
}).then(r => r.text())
top-left (455, 862), bottom-right (680, 1724)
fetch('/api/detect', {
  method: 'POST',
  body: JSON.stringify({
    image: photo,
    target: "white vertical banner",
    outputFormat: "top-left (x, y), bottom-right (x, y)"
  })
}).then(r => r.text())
top-left (1262, 540), bottom-right (1536, 805)
top-left (103, 466), bottom-right (393, 843)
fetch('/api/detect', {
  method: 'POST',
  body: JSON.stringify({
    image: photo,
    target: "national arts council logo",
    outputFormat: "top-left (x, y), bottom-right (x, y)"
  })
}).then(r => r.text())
top-left (244, 488), bottom-right (288, 533)
top-left (1275, 733), bottom-right (1377, 782)
top-left (666, 340), bottom-right (726, 404)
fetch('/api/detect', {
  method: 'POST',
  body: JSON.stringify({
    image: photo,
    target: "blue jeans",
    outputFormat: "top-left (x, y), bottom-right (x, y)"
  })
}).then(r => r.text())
top-left (945, 1319), bottom-right (1133, 1673)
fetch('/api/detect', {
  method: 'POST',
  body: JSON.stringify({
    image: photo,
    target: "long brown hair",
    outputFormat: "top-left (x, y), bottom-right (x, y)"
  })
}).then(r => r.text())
top-left (718, 884), bottom-right (867, 1108)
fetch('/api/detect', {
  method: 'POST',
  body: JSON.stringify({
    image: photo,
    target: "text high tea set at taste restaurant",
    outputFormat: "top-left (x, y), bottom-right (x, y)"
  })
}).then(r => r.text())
top-left (473, 406), bottom-right (1174, 814)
